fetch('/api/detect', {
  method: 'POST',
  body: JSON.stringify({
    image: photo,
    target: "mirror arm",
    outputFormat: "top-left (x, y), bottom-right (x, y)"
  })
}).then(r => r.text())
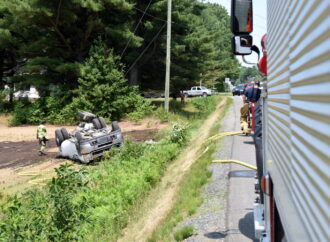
top-left (242, 55), bottom-right (257, 65)
top-left (241, 45), bottom-right (260, 65)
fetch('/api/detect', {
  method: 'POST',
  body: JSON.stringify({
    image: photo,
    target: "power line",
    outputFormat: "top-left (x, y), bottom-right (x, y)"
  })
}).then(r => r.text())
top-left (133, 6), bottom-right (168, 23)
top-left (125, 23), bottom-right (166, 76)
top-left (120, 0), bottom-right (153, 60)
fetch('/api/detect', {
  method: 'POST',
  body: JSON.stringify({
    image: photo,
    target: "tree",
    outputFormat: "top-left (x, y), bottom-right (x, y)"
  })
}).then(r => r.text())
top-left (239, 66), bottom-right (260, 83)
top-left (71, 40), bottom-right (149, 120)
top-left (0, 0), bottom-right (139, 96)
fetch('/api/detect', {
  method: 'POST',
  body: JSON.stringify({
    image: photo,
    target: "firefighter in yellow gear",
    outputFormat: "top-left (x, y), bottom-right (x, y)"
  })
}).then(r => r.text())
top-left (240, 102), bottom-right (249, 134)
top-left (37, 120), bottom-right (48, 156)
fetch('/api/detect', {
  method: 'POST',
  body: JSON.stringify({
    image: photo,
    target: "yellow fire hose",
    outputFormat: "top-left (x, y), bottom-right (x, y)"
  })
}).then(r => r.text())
top-left (204, 131), bottom-right (243, 144)
top-left (17, 170), bottom-right (54, 186)
top-left (212, 160), bottom-right (257, 170)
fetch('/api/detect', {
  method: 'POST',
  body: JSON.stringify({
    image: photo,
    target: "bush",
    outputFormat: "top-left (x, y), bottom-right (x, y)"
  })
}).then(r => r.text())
top-left (170, 123), bottom-right (189, 146)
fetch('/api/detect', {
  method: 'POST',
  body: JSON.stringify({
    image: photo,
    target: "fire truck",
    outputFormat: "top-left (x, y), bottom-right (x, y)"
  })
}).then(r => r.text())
top-left (231, 0), bottom-right (330, 241)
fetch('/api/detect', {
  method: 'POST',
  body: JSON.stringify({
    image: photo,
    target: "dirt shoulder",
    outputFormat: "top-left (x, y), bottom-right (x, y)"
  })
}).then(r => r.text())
top-left (118, 98), bottom-right (227, 242)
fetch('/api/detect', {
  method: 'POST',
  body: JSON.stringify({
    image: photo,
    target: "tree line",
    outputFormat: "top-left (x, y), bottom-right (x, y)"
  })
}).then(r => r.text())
top-left (0, 0), bottom-right (240, 123)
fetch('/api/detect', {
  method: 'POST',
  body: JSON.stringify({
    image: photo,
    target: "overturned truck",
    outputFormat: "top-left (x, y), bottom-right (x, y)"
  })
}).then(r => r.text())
top-left (55, 112), bottom-right (123, 163)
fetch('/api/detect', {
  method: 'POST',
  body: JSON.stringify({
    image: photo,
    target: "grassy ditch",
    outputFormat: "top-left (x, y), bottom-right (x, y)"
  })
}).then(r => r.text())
top-left (148, 97), bottom-right (233, 241)
top-left (0, 96), bottom-right (223, 241)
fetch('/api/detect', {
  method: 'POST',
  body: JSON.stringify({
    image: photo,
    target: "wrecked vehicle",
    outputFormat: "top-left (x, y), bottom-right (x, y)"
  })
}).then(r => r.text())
top-left (55, 112), bottom-right (123, 163)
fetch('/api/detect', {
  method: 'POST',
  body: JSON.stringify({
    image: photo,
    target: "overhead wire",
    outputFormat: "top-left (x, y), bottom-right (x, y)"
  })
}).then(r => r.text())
top-left (120, 0), bottom-right (154, 60)
top-left (125, 23), bottom-right (166, 76)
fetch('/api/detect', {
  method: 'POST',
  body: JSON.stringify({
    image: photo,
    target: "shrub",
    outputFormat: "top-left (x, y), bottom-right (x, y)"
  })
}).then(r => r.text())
top-left (170, 123), bottom-right (189, 146)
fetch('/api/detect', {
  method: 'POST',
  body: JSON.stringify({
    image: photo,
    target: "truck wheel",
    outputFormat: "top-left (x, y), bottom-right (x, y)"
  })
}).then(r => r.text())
top-left (92, 118), bottom-right (102, 129)
top-left (111, 121), bottom-right (120, 132)
top-left (185, 93), bottom-right (189, 98)
top-left (75, 132), bottom-right (83, 142)
top-left (202, 92), bottom-right (207, 97)
top-left (98, 117), bottom-right (107, 129)
top-left (61, 128), bottom-right (70, 140)
top-left (55, 129), bottom-right (64, 147)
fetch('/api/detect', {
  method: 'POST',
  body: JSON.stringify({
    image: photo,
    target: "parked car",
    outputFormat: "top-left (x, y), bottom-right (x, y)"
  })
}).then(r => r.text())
top-left (55, 112), bottom-right (123, 163)
top-left (232, 84), bottom-right (245, 96)
top-left (183, 86), bottom-right (212, 97)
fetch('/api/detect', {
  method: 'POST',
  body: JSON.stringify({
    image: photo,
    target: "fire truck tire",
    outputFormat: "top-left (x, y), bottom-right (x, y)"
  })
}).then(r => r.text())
top-left (55, 129), bottom-right (64, 147)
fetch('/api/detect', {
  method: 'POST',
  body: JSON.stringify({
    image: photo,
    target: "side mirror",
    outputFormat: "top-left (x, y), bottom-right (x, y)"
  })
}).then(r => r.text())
top-left (232, 35), bottom-right (253, 55)
top-left (231, 0), bottom-right (253, 35)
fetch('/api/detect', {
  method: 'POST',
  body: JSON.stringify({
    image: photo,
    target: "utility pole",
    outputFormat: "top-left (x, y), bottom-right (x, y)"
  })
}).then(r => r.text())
top-left (164, 0), bottom-right (172, 112)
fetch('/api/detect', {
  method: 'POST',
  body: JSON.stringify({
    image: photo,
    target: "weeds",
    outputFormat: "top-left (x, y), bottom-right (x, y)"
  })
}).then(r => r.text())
top-left (174, 226), bottom-right (195, 241)
top-left (0, 164), bottom-right (90, 241)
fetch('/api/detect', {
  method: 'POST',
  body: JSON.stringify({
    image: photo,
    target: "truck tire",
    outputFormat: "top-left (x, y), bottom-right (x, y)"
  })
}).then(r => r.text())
top-left (55, 129), bottom-right (64, 147)
top-left (185, 93), bottom-right (189, 98)
top-left (98, 117), bottom-right (107, 129)
top-left (92, 118), bottom-right (102, 129)
top-left (202, 92), bottom-right (207, 97)
top-left (75, 132), bottom-right (83, 142)
top-left (111, 121), bottom-right (120, 132)
top-left (61, 128), bottom-right (70, 140)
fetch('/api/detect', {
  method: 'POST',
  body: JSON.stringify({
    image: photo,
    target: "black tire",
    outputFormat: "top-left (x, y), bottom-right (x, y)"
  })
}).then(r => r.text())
top-left (202, 92), bottom-right (207, 97)
top-left (61, 128), bottom-right (70, 140)
top-left (55, 129), bottom-right (64, 147)
top-left (111, 121), bottom-right (120, 132)
top-left (98, 117), bottom-right (107, 129)
top-left (75, 132), bottom-right (83, 142)
top-left (184, 93), bottom-right (189, 98)
top-left (92, 118), bottom-right (102, 129)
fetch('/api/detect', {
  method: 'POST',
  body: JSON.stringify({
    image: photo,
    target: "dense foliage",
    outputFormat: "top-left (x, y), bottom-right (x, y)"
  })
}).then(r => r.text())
top-left (0, 1), bottom-right (239, 124)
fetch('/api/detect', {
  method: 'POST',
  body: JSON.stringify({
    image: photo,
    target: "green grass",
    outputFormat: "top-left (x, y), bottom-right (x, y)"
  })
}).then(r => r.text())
top-left (0, 95), bottom-right (224, 241)
top-left (148, 97), bottom-right (233, 241)
top-left (174, 226), bottom-right (195, 241)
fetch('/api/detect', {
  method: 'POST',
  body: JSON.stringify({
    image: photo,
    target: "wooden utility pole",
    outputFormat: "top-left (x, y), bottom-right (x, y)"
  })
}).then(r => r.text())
top-left (164, 0), bottom-right (172, 112)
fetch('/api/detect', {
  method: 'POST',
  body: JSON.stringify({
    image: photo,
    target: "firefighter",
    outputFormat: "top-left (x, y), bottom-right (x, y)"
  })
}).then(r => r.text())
top-left (37, 120), bottom-right (48, 156)
top-left (240, 101), bottom-right (249, 134)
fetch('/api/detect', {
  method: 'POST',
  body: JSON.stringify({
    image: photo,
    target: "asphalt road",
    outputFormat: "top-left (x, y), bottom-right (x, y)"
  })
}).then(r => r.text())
top-left (175, 96), bottom-right (257, 241)
top-left (225, 96), bottom-right (257, 242)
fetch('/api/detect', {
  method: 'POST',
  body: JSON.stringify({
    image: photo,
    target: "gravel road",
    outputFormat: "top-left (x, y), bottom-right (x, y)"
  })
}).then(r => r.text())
top-left (175, 96), bottom-right (257, 242)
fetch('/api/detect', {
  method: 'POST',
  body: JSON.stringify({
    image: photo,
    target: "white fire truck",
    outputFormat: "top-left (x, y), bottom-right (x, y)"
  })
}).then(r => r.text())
top-left (231, 0), bottom-right (330, 241)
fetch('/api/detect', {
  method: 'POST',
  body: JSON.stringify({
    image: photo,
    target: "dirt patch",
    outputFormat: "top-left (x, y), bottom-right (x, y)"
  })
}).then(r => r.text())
top-left (0, 117), bottom-right (168, 142)
top-left (0, 118), bottom-right (167, 194)
top-left (118, 98), bottom-right (227, 242)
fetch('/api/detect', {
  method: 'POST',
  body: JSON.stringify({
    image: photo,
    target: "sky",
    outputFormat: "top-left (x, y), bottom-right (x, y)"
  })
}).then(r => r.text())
top-left (204, 0), bottom-right (267, 66)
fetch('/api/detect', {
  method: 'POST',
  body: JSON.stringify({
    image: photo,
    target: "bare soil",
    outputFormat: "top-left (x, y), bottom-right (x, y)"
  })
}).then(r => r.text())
top-left (0, 117), bottom-right (169, 194)
top-left (118, 98), bottom-right (227, 242)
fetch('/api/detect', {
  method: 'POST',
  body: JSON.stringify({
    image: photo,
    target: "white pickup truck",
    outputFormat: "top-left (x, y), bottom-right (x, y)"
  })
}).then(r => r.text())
top-left (183, 86), bottom-right (212, 97)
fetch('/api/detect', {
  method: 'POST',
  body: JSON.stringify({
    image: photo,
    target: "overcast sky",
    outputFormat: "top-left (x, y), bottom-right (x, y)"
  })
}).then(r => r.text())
top-left (204, 0), bottom-right (267, 66)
